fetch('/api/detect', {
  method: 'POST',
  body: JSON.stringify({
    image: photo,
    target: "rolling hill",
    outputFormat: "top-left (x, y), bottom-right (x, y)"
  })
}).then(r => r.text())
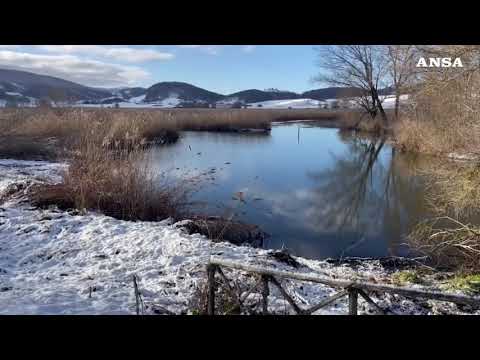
top-left (144, 82), bottom-right (223, 103)
top-left (224, 89), bottom-right (300, 103)
top-left (0, 68), bottom-right (395, 108)
top-left (0, 69), bottom-right (111, 104)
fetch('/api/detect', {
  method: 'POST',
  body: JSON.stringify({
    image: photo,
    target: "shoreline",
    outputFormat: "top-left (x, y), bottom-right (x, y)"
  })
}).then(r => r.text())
top-left (1, 158), bottom-right (479, 315)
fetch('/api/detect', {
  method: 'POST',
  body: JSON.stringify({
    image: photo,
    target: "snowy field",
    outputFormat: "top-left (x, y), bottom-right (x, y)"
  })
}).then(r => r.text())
top-left (0, 158), bottom-right (476, 315)
top-left (248, 98), bottom-right (322, 109)
top-left (0, 95), bottom-right (410, 110)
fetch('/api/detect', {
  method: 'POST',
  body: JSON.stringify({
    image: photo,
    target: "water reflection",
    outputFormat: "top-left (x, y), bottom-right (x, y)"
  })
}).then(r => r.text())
top-left (149, 123), bottom-right (432, 260)
top-left (306, 132), bottom-right (429, 258)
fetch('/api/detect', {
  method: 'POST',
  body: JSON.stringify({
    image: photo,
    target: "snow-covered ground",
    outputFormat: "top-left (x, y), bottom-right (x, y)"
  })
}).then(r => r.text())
top-left (248, 98), bottom-right (322, 109)
top-left (129, 94), bottom-right (146, 104)
top-left (0, 159), bottom-right (66, 193)
top-left (0, 94), bottom-right (411, 110)
top-left (247, 95), bottom-right (410, 110)
top-left (76, 96), bottom-right (181, 109)
top-left (380, 94), bottom-right (410, 109)
top-left (0, 159), bottom-right (478, 315)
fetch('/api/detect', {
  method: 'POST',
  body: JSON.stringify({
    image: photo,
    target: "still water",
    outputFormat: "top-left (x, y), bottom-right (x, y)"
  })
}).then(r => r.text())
top-left (149, 121), bottom-right (432, 260)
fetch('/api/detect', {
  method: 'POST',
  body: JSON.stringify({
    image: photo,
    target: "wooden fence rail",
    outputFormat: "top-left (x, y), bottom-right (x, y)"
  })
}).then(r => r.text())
top-left (206, 257), bottom-right (480, 315)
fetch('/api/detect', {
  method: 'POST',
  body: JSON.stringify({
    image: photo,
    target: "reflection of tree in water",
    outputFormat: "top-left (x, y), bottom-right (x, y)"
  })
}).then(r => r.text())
top-left (307, 132), bottom-right (428, 256)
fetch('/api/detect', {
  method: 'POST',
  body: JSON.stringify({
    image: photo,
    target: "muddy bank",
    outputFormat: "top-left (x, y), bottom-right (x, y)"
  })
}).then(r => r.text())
top-left (180, 216), bottom-right (269, 247)
top-left (0, 136), bottom-right (58, 161)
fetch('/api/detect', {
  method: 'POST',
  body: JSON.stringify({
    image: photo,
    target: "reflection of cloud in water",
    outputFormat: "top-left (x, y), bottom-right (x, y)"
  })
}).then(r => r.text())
top-left (260, 187), bottom-right (378, 236)
top-left (142, 125), bottom-right (432, 260)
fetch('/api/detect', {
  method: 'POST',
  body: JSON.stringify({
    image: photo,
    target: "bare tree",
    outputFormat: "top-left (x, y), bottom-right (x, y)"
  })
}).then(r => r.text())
top-left (315, 45), bottom-right (390, 123)
top-left (385, 45), bottom-right (417, 120)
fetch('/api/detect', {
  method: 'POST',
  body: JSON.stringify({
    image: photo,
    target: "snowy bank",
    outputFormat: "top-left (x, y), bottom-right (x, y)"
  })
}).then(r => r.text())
top-left (0, 159), bottom-right (478, 315)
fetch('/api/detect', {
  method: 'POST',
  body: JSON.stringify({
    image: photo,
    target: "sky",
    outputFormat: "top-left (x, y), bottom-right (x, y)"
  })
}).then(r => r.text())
top-left (0, 45), bottom-right (322, 94)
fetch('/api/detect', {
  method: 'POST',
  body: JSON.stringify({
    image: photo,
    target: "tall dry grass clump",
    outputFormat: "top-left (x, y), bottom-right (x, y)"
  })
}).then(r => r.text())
top-left (421, 161), bottom-right (480, 218)
top-left (0, 108), bottom-right (182, 159)
top-left (31, 120), bottom-right (190, 221)
top-left (0, 108), bottom-right (339, 151)
top-left (407, 159), bottom-right (480, 272)
top-left (2, 108), bottom-right (92, 140)
top-left (395, 46), bottom-right (480, 271)
top-left (409, 216), bottom-right (480, 272)
top-left (337, 110), bottom-right (390, 133)
top-left (395, 45), bottom-right (480, 156)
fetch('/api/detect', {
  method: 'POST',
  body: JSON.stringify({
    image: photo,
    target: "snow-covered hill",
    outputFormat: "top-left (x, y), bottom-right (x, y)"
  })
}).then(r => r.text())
top-left (248, 98), bottom-right (323, 109)
top-left (0, 67), bottom-right (403, 109)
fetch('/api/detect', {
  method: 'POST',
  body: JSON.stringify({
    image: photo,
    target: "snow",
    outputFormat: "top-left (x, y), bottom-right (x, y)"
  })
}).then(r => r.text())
top-left (217, 97), bottom-right (240, 105)
top-left (249, 98), bottom-right (322, 109)
top-left (447, 152), bottom-right (480, 161)
top-left (0, 93), bottom-right (410, 110)
top-left (247, 95), bottom-right (409, 110)
top-left (10, 82), bottom-right (25, 91)
top-left (129, 94), bottom-right (146, 104)
top-left (154, 96), bottom-right (181, 108)
top-left (76, 96), bottom-right (181, 109)
top-left (380, 94), bottom-right (410, 109)
top-left (5, 92), bottom-right (22, 96)
top-left (1, 159), bottom-right (478, 315)
top-left (0, 159), bottom-right (66, 194)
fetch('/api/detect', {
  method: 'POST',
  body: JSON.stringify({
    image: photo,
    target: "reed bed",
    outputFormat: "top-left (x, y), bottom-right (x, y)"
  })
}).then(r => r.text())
top-left (29, 118), bottom-right (194, 222)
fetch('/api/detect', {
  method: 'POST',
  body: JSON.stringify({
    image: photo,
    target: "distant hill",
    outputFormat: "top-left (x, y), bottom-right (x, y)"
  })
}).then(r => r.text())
top-left (144, 82), bottom-right (223, 103)
top-left (0, 68), bottom-right (111, 103)
top-left (225, 89), bottom-right (300, 103)
top-left (0, 67), bottom-right (396, 108)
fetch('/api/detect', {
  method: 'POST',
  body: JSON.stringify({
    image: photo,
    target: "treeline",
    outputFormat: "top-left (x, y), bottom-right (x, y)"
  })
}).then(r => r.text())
top-left (317, 45), bottom-right (480, 155)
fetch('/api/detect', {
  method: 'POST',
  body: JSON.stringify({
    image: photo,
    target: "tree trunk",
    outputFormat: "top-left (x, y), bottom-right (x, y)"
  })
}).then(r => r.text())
top-left (394, 90), bottom-right (400, 120)
top-left (378, 102), bottom-right (388, 125)
top-left (372, 87), bottom-right (388, 126)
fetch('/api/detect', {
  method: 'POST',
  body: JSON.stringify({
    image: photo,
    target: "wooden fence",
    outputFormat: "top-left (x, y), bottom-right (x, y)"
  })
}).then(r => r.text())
top-left (206, 257), bottom-right (480, 315)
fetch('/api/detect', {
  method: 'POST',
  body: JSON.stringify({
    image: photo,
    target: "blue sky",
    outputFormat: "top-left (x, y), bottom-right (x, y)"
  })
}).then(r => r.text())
top-left (0, 45), bottom-right (322, 94)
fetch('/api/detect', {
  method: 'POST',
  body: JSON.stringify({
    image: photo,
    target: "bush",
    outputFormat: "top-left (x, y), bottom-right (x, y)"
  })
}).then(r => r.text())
top-left (29, 121), bottom-right (192, 222)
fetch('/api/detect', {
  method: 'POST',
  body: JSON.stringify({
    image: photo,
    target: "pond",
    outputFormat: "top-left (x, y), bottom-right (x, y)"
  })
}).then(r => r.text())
top-left (149, 120), bottom-right (434, 261)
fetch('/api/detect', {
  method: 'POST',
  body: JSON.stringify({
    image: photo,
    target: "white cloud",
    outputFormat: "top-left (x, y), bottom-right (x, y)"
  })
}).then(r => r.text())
top-left (35, 45), bottom-right (175, 63)
top-left (178, 45), bottom-right (257, 55)
top-left (177, 45), bottom-right (222, 55)
top-left (242, 45), bottom-right (256, 53)
top-left (0, 50), bottom-right (150, 87)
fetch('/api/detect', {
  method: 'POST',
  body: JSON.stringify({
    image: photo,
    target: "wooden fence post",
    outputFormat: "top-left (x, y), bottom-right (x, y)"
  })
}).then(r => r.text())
top-left (133, 274), bottom-right (140, 315)
top-left (348, 288), bottom-right (358, 315)
top-left (261, 275), bottom-right (270, 315)
top-left (207, 264), bottom-right (217, 315)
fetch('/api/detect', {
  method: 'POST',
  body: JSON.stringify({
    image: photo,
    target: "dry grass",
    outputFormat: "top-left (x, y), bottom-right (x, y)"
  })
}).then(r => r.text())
top-left (336, 110), bottom-right (394, 133)
top-left (0, 108), bottom-right (342, 158)
top-left (29, 120), bottom-right (193, 222)
top-left (407, 160), bottom-right (480, 272)
top-left (409, 217), bottom-right (480, 272)
top-left (0, 107), bottom-right (339, 135)
top-left (397, 47), bottom-right (480, 273)
top-left (421, 162), bottom-right (480, 218)
top-left (394, 117), bottom-right (480, 155)
top-left (394, 46), bottom-right (480, 156)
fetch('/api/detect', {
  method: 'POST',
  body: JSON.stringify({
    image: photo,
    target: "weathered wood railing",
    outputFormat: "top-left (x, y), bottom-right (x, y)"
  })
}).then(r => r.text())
top-left (206, 258), bottom-right (480, 315)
